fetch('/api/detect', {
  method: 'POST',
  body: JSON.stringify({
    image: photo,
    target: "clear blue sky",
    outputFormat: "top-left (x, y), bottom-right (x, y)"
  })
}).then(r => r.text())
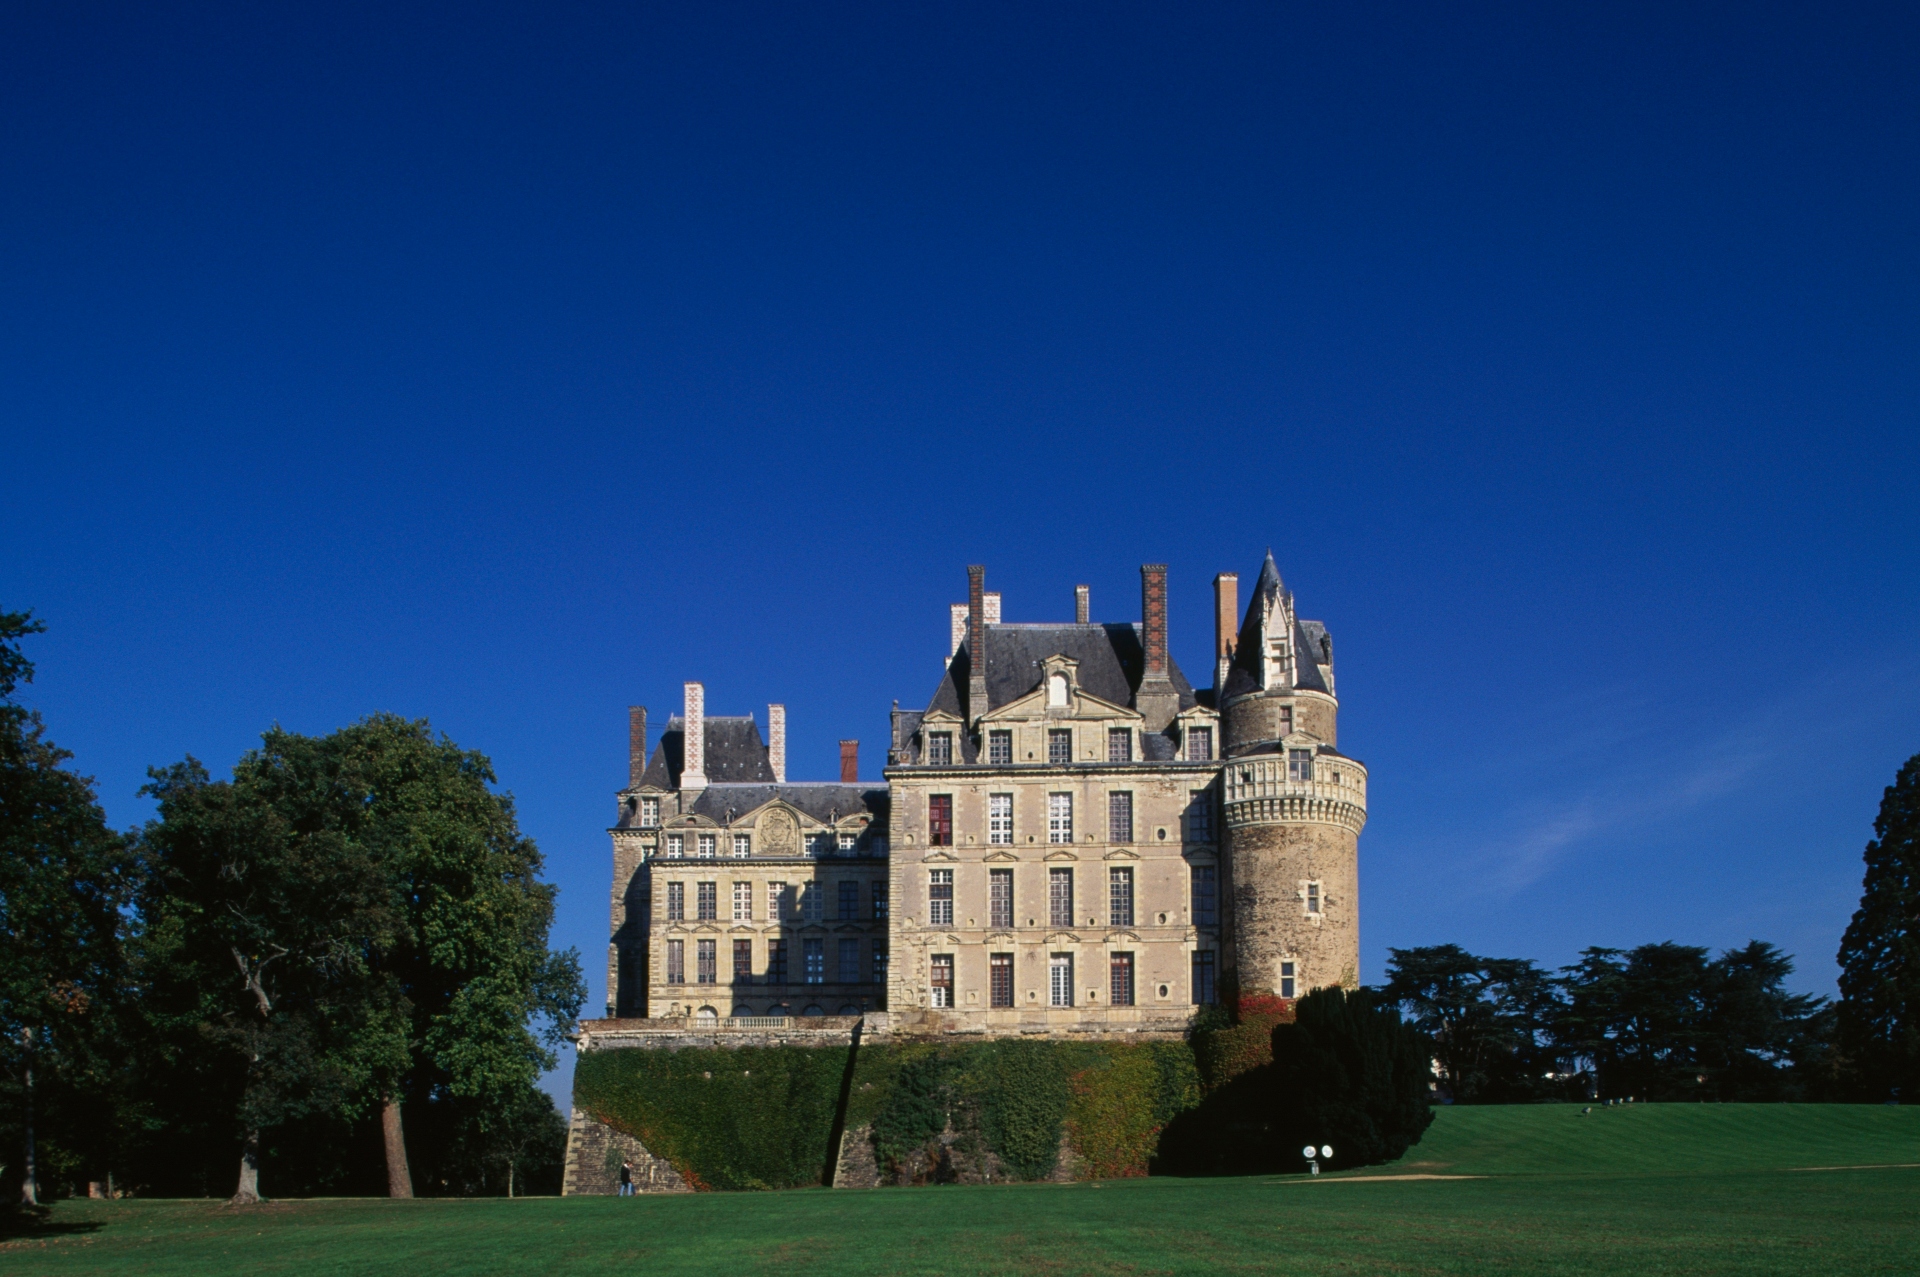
top-left (4, 3), bottom-right (1916, 1106)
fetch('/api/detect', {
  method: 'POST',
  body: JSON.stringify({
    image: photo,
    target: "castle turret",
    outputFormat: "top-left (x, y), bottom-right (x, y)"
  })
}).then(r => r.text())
top-left (1219, 553), bottom-right (1367, 999)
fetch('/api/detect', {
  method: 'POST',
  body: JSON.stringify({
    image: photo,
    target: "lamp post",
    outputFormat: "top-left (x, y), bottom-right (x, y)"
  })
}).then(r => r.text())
top-left (1302, 1143), bottom-right (1332, 1176)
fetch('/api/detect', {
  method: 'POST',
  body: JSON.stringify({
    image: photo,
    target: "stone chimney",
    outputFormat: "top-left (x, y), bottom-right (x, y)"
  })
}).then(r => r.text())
top-left (985, 591), bottom-right (1001, 625)
top-left (681, 682), bottom-right (706, 791)
top-left (1075, 584), bottom-right (1089, 624)
top-left (1134, 564), bottom-right (1179, 732)
top-left (768, 704), bottom-right (786, 783)
top-left (967, 565), bottom-right (989, 726)
top-left (628, 706), bottom-right (648, 788)
top-left (839, 740), bottom-right (858, 783)
top-left (1214, 572), bottom-right (1239, 696)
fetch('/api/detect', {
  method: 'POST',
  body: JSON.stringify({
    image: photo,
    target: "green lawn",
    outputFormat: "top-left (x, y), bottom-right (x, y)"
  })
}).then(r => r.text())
top-left (6, 1104), bottom-right (1917, 1276)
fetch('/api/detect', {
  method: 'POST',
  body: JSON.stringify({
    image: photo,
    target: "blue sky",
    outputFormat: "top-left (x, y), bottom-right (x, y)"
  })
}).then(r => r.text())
top-left (4, 3), bottom-right (1916, 1106)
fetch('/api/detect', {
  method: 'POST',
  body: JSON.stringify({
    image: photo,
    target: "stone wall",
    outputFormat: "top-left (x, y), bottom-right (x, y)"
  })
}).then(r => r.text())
top-left (561, 1107), bottom-right (691, 1195)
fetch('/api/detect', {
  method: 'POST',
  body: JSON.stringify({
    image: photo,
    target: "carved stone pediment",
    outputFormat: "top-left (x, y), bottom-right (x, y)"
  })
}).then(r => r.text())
top-left (759, 807), bottom-right (799, 856)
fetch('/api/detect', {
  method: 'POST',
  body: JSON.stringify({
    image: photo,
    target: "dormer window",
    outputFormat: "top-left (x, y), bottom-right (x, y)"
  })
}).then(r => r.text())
top-left (927, 731), bottom-right (953, 765)
top-left (1185, 726), bottom-right (1213, 762)
top-left (1267, 638), bottom-right (1293, 687)
top-left (1288, 748), bottom-right (1314, 782)
top-left (987, 730), bottom-right (1012, 765)
top-left (641, 797), bottom-right (660, 828)
top-left (1047, 673), bottom-right (1069, 707)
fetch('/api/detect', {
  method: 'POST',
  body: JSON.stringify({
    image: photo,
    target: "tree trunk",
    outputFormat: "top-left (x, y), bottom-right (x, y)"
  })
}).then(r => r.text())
top-left (231, 1129), bottom-right (261, 1205)
top-left (381, 1095), bottom-right (414, 1198)
top-left (20, 1028), bottom-right (37, 1208)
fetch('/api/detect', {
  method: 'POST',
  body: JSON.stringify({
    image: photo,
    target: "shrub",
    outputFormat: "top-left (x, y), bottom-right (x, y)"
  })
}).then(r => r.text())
top-left (1268, 986), bottom-right (1435, 1169)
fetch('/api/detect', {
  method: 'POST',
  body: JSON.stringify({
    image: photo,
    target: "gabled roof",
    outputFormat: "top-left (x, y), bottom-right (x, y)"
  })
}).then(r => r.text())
top-left (923, 622), bottom-right (1199, 721)
top-left (638, 715), bottom-right (776, 789)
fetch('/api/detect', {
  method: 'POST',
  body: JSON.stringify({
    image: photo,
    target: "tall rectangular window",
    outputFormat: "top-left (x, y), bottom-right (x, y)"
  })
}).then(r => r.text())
top-left (838, 939), bottom-right (861, 984)
top-left (697, 834), bottom-right (717, 859)
top-left (640, 797), bottom-right (660, 828)
top-left (768, 881), bottom-right (788, 919)
top-left (1108, 728), bottom-right (1132, 762)
top-left (803, 938), bottom-right (825, 984)
top-left (1288, 748), bottom-right (1314, 782)
top-left (732, 881), bottom-right (752, 921)
top-left (696, 881), bottom-right (717, 921)
top-left (928, 869), bottom-right (953, 926)
top-left (873, 943), bottom-right (888, 983)
top-left (927, 732), bottom-right (953, 765)
top-left (801, 880), bottom-right (823, 923)
top-left (990, 953), bottom-right (1014, 1007)
top-left (1049, 868), bottom-right (1073, 928)
top-left (732, 939), bottom-right (752, 984)
top-left (666, 834), bottom-right (684, 858)
top-left (1280, 960), bottom-right (1297, 999)
top-left (1186, 726), bottom-right (1213, 762)
top-left (1192, 951), bottom-right (1216, 1005)
top-left (987, 730), bottom-right (1012, 765)
top-left (838, 879), bottom-right (859, 920)
top-left (1278, 706), bottom-right (1294, 735)
top-left (696, 939), bottom-right (717, 984)
top-left (989, 868), bottom-right (1013, 929)
top-left (767, 940), bottom-right (788, 985)
top-left (666, 939), bottom-right (685, 984)
top-left (1306, 881), bottom-right (1322, 916)
top-left (1110, 953), bottom-right (1135, 1006)
top-left (988, 793), bottom-right (1013, 845)
top-left (1191, 864), bottom-right (1218, 927)
top-left (930, 954), bottom-right (954, 1008)
top-left (1108, 791), bottom-right (1133, 843)
top-left (733, 833), bottom-right (751, 858)
top-left (1109, 867), bottom-right (1134, 927)
top-left (1186, 791), bottom-right (1214, 843)
top-left (929, 795), bottom-right (953, 846)
top-left (1047, 729), bottom-right (1073, 764)
top-left (666, 881), bottom-right (685, 921)
top-left (1048, 793), bottom-right (1073, 843)
top-left (809, 834), bottom-right (834, 858)
top-left (872, 881), bottom-right (888, 920)
top-left (1049, 954), bottom-right (1074, 1007)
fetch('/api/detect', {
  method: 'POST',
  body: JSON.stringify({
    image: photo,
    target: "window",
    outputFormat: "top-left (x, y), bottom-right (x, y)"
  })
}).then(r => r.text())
top-left (838, 879), bottom-right (859, 921)
top-left (803, 938), bottom-right (825, 984)
top-left (927, 731), bottom-right (953, 765)
top-left (1288, 748), bottom-right (1314, 782)
top-left (696, 939), bottom-right (717, 984)
top-left (929, 869), bottom-right (954, 926)
top-left (733, 833), bottom-right (751, 858)
top-left (1280, 959), bottom-right (1297, 999)
top-left (872, 881), bottom-right (889, 920)
top-left (838, 939), bottom-right (861, 984)
top-left (1110, 953), bottom-right (1135, 1006)
top-left (666, 881), bottom-right (685, 921)
top-left (1109, 867), bottom-right (1134, 927)
top-left (697, 834), bottom-right (716, 858)
top-left (1306, 881), bottom-right (1322, 916)
top-left (666, 834), bottom-right (684, 858)
top-left (641, 797), bottom-right (660, 828)
top-left (873, 943), bottom-right (889, 983)
top-left (1049, 954), bottom-right (1074, 1007)
top-left (930, 954), bottom-right (954, 1008)
top-left (988, 793), bottom-right (1013, 845)
top-left (1278, 705), bottom-right (1294, 735)
top-left (990, 953), bottom-right (1014, 1007)
top-left (1186, 791), bottom-right (1214, 843)
top-left (1049, 868), bottom-right (1073, 928)
top-left (732, 939), bottom-right (752, 984)
top-left (768, 881), bottom-right (788, 919)
top-left (838, 832), bottom-right (857, 855)
top-left (666, 939), bottom-right (685, 984)
top-left (1192, 951), bottom-right (1216, 1005)
top-left (1191, 865), bottom-right (1218, 927)
top-left (809, 833), bottom-right (834, 858)
top-left (1108, 728), bottom-right (1132, 762)
top-left (929, 795), bottom-right (953, 846)
top-left (696, 881), bottom-right (717, 921)
top-left (987, 730), bottom-right (1012, 765)
top-left (1108, 791), bottom-right (1133, 843)
top-left (1047, 673), bottom-right (1068, 707)
top-left (1047, 729), bottom-right (1073, 764)
top-left (1048, 793), bottom-right (1073, 843)
top-left (1186, 726), bottom-right (1213, 761)
top-left (801, 880), bottom-right (823, 923)
top-left (989, 868), bottom-right (1013, 929)
top-left (732, 881), bottom-right (752, 921)
top-left (768, 940), bottom-right (788, 985)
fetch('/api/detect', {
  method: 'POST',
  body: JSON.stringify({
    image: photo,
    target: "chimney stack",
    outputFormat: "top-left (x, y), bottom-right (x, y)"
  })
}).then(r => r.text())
top-left (1075, 584), bottom-right (1090, 624)
top-left (681, 682), bottom-right (706, 790)
top-left (1133, 564), bottom-right (1179, 732)
top-left (984, 591), bottom-right (1001, 625)
top-left (628, 706), bottom-right (648, 788)
top-left (839, 740), bottom-right (859, 783)
top-left (1213, 572), bottom-right (1239, 695)
top-left (768, 704), bottom-right (786, 783)
top-left (949, 603), bottom-right (968, 661)
top-left (967, 565), bottom-right (989, 725)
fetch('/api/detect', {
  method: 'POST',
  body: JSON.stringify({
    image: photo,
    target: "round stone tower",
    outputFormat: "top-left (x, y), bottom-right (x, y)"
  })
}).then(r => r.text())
top-left (1218, 553), bottom-right (1367, 999)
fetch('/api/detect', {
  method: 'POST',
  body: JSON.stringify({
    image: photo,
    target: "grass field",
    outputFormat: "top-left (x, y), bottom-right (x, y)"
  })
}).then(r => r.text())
top-left (5, 1104), bottom-right (1917, 1276)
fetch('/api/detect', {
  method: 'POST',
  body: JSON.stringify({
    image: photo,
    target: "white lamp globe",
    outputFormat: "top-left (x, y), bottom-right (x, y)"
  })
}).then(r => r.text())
top-left (1320, 1145), bottom-right (1333, 1158)
top-left (1302, 1145), bottom-right (1317, 1159)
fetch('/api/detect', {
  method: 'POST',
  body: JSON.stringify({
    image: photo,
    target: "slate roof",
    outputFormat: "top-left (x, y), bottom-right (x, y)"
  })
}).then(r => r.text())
top-left (1220, 552), bottom-right (1333, 700)
top-left (685, 783), bottom-right (889, 826)
top-left (637, 715), bottom-right (776, 789)
top-left (924, 622), bottom-right (1200, 722)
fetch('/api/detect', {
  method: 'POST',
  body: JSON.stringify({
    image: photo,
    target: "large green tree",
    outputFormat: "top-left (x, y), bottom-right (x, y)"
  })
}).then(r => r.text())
top-left (1837, 752), bottom-right (1920, 1102)
top-left (1383, 945), bottom-right (1561, 1102)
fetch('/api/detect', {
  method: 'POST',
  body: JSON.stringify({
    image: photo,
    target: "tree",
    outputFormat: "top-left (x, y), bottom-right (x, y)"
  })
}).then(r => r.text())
top-left (0, 610), bottom-right (140, 1205)
top-left (1383, 945), bottom-right (1562, 1102)
top-left (1266, 986), bottom-right (1434, 1169)
top-left (1837, 752), bottom-right (1920, 1102)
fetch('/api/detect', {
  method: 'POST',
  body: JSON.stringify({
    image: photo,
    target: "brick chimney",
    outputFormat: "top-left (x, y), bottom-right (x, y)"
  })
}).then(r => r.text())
top-left (953, 594), bottom-right (1001, 660)
top-left (768, 704), bottom-right (786, 782)
top-left (1075, 584), bottom-right (1089, 624)
top-left (628, 706), bottom-right (648, 788)
top-left (1134, 564), bottom-right (1179, 732)
top-left (967, 565), bottom-right (989, 726)
top-left (839, 740), bottom-right (858, 783)
top-left (1214, 571), bottom-right (1239, 696)
top-left (681, 682), bottom-right (706, 791)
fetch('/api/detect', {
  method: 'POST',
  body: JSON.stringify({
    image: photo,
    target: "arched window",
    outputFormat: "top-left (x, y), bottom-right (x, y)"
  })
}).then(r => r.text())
top-left (1047, 673), bottom-right (1068, 706)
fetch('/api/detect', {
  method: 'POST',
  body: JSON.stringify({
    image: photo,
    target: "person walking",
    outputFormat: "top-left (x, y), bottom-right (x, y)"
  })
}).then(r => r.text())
top-left (618, 1158), bottom-right (634, 1196)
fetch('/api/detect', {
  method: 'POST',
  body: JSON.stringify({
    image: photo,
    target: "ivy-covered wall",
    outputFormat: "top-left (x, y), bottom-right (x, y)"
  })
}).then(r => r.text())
top-left (573, 1038), bottom-right (1200, 1191)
